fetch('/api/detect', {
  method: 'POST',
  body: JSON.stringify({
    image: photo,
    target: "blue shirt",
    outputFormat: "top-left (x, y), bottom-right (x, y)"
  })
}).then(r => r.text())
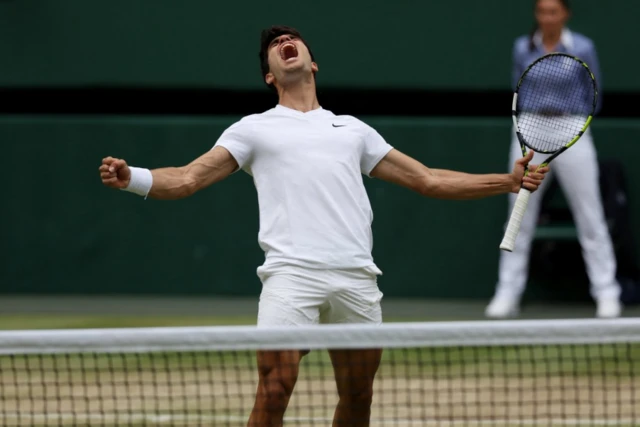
top-left (512, 29), bottom-right (602, 115)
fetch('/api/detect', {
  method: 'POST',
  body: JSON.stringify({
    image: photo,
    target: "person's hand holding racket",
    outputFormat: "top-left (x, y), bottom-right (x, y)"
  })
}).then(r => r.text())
top-left (499, 52), bottom-right (598, 252)
top-left (509, 150), bottom-right (550, 193)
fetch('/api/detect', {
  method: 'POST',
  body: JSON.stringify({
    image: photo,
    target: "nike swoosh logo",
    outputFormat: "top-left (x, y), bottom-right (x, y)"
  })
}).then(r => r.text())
top-left (332, 124), bottom-right (346, 127)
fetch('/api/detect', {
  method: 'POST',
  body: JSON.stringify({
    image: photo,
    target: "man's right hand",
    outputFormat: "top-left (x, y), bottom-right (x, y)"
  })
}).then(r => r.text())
top-left (99, 156), bottom-right (131, 189)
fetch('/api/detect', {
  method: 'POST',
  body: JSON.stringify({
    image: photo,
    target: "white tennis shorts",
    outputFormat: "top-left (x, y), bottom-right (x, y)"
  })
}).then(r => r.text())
top-left (256, 264), bottom-right (384, 327)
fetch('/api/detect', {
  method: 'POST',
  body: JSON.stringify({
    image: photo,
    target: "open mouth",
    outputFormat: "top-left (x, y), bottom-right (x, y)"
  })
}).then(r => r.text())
top-left (279, 42), bottom-right (299, 62)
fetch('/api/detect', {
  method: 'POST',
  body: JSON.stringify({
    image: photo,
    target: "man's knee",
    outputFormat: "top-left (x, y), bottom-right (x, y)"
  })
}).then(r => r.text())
top-left (259, 376), bottom-right (295, 409)
top-left (334, 380), bottom-right (375, 426)
top-left (331, 349), bottom-right (381, 404)
top-left (256, 351), bottom-right (301, 408)
top-left (337, 379), bottom-right (374, 404)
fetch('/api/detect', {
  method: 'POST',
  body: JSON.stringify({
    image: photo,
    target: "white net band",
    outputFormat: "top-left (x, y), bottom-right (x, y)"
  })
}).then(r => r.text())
top-left (2, 318), bottom-right (640, 355)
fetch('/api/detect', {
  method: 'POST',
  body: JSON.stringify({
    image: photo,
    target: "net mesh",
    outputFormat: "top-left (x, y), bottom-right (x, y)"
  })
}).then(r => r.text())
top-left (515, 53), bottom-right (596, 153)
top-left (1, 319), bottom-right (639, 426)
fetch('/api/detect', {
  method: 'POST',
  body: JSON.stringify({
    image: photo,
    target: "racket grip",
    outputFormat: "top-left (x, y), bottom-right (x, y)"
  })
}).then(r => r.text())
top-left (499, 188), bottom-right (532, 252)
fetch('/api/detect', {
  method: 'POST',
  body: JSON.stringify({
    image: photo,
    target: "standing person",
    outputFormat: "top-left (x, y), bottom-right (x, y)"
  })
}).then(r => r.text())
top-left (99, 25), bottom-right (549, 426)
top-left (485, 0), bottom-right (622, 319)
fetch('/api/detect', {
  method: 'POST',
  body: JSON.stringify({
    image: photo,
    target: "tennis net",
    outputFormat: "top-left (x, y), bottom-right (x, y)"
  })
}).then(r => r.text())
top-left (1, 318), bottom-right (639, 426)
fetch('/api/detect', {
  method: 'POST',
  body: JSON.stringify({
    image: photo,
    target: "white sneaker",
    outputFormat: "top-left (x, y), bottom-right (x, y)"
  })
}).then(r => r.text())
top-left (485, 295), bottom-right (520, 319)
top-left (596, 297), bottom-right (622, 318)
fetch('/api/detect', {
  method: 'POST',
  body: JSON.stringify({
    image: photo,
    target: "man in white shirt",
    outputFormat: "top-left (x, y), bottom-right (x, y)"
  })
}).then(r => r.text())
top-left (99, 25), bottom-right (548, 427)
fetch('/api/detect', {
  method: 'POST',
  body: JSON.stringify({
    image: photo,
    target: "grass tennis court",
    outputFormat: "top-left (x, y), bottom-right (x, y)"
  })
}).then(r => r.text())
top-left (0, 314), bottom-right (257, 330)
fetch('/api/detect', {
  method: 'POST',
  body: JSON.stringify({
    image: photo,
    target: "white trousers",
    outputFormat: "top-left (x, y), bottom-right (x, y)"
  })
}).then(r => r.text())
top-left (494, 128), bottom-right (621, 301)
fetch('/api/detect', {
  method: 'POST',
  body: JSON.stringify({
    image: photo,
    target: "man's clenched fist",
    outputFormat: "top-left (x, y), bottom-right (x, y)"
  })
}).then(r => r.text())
top-left (99, 157), bottom-right (131, 189)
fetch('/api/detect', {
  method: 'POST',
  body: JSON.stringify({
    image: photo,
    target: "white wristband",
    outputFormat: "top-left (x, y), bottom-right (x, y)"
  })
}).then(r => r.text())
top-left (122, 167), bottom-right (153, 198)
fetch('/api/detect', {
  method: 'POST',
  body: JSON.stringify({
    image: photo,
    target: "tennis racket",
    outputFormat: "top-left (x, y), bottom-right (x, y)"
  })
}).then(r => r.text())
top-left (499, 52), bottom-right (598, 252)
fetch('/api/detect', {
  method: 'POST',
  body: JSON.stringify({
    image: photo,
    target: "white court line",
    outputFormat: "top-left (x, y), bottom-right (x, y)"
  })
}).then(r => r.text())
top-left (1, 413), bottom-right (635, 426)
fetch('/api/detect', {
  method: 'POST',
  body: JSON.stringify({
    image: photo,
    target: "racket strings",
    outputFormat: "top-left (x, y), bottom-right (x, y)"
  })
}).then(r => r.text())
top-left (516, 54), bottom-right (596, 153)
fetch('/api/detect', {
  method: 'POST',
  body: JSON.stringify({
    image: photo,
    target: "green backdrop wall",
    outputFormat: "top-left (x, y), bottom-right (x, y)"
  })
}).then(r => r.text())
top-left (2, 116), bottom-right (639, 299)
top-left (1, 0), bottom-right (638, 90)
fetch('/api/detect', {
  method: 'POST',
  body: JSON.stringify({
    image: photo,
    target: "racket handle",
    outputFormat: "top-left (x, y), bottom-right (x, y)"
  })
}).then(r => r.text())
top-left (499, 188), bottom-right (532, 252)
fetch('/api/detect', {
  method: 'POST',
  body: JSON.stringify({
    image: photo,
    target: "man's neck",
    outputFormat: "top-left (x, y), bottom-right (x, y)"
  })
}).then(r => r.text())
top-left (277, 81), bottom-right (320, 113)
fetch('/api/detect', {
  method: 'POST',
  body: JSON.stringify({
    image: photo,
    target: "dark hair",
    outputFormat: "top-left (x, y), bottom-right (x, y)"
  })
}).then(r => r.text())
top-left (528, 0), bottom-right (571, 51)
top-left (259, 25), bottom-right (316, 90)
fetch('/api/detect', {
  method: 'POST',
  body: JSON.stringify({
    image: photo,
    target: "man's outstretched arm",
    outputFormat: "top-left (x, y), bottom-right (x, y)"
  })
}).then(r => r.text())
top-left (99, 146), bottom-right (239, 200)
top-left (370, 149), bottom-right (549, 200)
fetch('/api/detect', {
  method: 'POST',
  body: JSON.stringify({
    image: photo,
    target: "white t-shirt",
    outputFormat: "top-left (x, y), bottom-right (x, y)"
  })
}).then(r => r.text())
top-left (213, 104), bottom-right (393, 272)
